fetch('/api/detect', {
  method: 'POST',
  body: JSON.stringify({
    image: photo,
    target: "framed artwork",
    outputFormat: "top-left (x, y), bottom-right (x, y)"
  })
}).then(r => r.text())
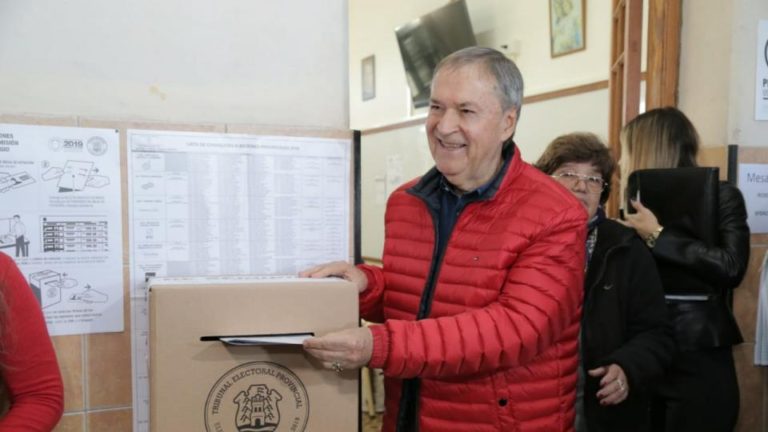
top-left (361, 55), bottom-right (376, 101)
top-left (549, 0), bottom-right (586, 57)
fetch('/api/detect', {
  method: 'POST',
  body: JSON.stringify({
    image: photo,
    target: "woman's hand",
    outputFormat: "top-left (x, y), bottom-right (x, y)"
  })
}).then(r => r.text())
top-left (618, 199), bottom-right (662, 239)
top-left (588, 363), bottom-right (629, 405)
top-left (303, 327), bottom-right (373, 372)
top-left (299, 261), bottom-right (368, 293)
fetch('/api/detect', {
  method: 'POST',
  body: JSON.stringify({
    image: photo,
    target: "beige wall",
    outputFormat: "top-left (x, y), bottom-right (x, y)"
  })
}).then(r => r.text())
top-left (678, 0), bottom-right (733, 147)
top-left (0, 0), bottom-right (349, 129)
top-left (679, 0), bottom-right (768, 148)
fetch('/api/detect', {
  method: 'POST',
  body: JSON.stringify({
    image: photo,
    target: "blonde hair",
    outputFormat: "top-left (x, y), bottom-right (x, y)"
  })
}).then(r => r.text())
top-left (619, 107), bottom-right (699, 202)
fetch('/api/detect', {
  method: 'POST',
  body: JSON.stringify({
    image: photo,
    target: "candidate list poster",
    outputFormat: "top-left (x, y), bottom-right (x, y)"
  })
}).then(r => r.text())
top-left (0, 124), bottom-right (123, 335)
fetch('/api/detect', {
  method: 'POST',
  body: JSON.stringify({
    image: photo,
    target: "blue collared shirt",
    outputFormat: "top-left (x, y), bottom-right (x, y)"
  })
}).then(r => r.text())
top-left (436, 158), bottom-right (509, 258)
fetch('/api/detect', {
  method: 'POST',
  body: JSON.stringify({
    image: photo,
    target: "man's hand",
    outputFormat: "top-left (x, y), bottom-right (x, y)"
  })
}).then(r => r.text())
top-left (299, 261), bottom-right (368, 293)
top-left (303, 327), bottom-right (373, 371)
top-left (589, 363), bottom-right (629, 405)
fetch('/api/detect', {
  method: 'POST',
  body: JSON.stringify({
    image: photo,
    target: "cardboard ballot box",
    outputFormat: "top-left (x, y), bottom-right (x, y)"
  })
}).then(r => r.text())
top-left (149, 276), bottom-right (359, 432)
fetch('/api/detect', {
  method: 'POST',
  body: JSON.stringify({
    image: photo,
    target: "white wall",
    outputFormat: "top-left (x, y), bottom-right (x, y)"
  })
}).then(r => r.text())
top-left (515, 88), bottom-right (610, 162)
top-left (349, 0), bottom-right (446, 129)
top-left (678, 0), bottom-right (734, 147)
top-left (360, 124), bottom-right (432, 258)
top-left (0, 0), bottom-right (349, 129)
top-left (349, 0), bottom-right (612, 130)
top-left (494, 0), bottom-right (611, 95)
top-left (679, 0), bottom-right (768, 148)
top-left (726, 0), bottom-right (768, 147)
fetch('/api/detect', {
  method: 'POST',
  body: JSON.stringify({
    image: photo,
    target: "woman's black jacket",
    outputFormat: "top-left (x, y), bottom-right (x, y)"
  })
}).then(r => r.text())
top-left (651, 181), bottom-right (750, 350)
top-left (582, 219), bottom-right (675, 432)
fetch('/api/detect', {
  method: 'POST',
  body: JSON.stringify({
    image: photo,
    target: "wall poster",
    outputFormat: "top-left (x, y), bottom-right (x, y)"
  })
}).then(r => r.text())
top-left (0, 123), bottom-right (123, 336)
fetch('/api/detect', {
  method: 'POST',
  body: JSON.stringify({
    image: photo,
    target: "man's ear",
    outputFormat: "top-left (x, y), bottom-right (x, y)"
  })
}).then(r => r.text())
top-left (502, 109), bottom-right (518, 141)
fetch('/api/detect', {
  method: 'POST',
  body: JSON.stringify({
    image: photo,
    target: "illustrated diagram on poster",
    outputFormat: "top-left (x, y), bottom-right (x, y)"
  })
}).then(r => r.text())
top-left (41, 160), bottom-right (111, 192)
top-left (29, 269), bottom-right (108, 309)
top-left (0, 124), bottom-right (123, 336)
top-left (0, 215), bottom-right (30, 257)
top-left (127, 129), bottom-right (353, 432)
top-left (0, 171), bottom-right (36, 193)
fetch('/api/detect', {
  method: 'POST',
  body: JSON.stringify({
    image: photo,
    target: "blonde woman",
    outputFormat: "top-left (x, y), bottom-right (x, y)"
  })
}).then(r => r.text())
top-left (619, 107), bottom-right (749, 432)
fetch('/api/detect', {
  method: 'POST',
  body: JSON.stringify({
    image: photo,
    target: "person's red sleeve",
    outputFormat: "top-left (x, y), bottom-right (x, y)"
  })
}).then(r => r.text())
top-left (358, 263), bottom-right (386, 323)
top-left (0, 253), bottom-right (64, 430)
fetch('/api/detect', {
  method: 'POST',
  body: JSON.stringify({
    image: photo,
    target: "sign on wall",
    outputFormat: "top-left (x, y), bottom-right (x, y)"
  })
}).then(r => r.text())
top-left (738, 163), bottom-right (768, 233)
top-left (756, 20), bottom-right (768, 120)
top-left (0, 124), bottom-right (123, 336)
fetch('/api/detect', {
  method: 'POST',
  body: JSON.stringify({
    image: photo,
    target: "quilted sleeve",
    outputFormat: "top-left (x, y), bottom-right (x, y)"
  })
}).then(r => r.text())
top-left (357, 263), bottom-right (386, 323)
top-left (369, 206), bottom-right (587, 378)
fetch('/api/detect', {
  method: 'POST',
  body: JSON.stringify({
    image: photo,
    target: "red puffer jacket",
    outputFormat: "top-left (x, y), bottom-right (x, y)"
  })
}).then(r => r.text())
top-left (360, 147), bottom-right (587, 432)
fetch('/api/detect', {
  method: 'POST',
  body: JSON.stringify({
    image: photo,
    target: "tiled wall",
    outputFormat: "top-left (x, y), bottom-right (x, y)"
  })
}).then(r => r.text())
top-left (52, 332), bottom-right (133, 430)
top-left (50, 310), bottom-right (134, 430)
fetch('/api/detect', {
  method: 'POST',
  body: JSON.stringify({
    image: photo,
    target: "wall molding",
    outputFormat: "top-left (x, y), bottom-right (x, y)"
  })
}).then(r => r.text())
top-left (523, 80), bottom-right (609, 104)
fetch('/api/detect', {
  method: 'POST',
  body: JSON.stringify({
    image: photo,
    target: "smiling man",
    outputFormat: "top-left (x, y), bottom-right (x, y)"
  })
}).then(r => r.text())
top-left (302, 47), bottom-right (587, 432)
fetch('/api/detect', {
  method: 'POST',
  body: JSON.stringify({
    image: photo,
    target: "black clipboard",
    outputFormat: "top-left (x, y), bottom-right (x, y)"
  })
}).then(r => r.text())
top-left (626, 167), bottom-right (721, 297)
top-left (626, 167), bottom-right (720, 246)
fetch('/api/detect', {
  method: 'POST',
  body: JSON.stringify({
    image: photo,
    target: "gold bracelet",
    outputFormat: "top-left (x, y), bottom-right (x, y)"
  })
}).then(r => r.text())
top-left (645, 226), bottom-right (664, 248)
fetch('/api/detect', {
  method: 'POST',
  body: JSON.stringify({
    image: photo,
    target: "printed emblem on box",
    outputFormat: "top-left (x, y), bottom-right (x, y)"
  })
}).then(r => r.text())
top-left (205, 361), bottom-right (309, 432)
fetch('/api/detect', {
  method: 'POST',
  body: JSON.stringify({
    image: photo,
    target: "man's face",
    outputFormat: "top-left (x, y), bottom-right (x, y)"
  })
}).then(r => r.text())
top-left (426, 64), bottom-right (517, 192)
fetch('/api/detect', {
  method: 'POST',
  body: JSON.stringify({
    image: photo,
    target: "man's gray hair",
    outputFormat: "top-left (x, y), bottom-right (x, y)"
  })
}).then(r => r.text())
top-left (433, 46), bottom-right (524, 118)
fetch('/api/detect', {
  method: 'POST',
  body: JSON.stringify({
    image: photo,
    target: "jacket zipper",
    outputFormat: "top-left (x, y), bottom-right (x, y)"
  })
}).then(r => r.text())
top-left (582, 239), bottom-right (627, 367)
top-left (395, 197), bottom-right (467, 432)
top-left (417, 207), bottom-right (447, 319)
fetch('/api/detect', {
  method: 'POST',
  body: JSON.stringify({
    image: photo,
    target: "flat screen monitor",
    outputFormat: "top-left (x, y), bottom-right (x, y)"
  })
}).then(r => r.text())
top-left (395, 0), bottom-right (477, 108)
